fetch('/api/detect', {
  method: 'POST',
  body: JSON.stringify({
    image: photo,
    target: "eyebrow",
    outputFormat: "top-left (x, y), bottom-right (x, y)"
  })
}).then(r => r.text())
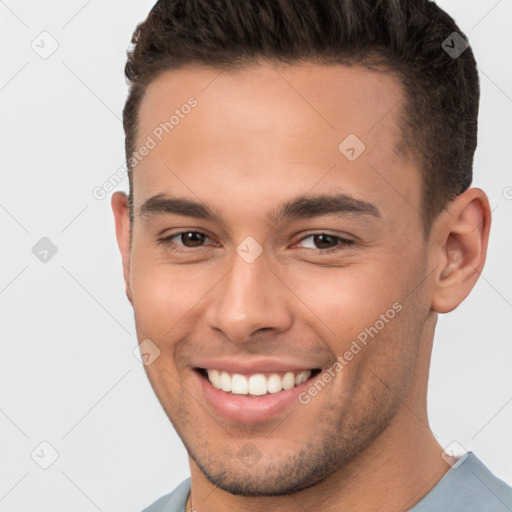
top-left (139, 192), bottom-right (380, 224)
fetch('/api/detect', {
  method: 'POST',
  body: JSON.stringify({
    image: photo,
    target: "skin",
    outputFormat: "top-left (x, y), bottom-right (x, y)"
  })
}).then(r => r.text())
top-left (112, 61), bottom-right (490, 512)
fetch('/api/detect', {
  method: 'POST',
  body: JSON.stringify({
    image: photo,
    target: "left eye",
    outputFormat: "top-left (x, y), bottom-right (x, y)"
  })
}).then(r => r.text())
top-left (295, 233), bottom-right (353, 251)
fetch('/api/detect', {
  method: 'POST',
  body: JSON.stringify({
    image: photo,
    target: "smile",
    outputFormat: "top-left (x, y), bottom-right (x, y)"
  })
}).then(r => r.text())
top-left (199, 368), bottom-right (320, 396)
top-left (193, 362), bottom-right (324, 422)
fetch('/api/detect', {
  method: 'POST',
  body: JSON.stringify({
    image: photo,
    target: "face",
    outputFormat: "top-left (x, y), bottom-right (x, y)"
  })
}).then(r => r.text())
top-left (117, 62), bottom-right (437, 495)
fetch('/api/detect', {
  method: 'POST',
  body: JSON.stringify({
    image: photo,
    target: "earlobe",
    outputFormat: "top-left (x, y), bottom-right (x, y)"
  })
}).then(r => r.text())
top-left (111, 191), bottom-right (133, 305)
top-left (431, 188), bottom-right (491, 314)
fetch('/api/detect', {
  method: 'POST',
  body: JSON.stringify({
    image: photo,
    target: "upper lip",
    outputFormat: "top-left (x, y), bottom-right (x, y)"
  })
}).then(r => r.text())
top-left (194, 357), bottom-right (320, 375)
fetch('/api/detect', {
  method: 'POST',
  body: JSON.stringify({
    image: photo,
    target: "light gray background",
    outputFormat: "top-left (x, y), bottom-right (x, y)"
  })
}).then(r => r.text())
top-left (1, 1), bottom-right (511, 510)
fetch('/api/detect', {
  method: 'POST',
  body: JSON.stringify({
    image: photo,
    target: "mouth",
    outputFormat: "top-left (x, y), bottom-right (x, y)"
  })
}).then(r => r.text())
top-left (195, 367), bottom-right (322, 396)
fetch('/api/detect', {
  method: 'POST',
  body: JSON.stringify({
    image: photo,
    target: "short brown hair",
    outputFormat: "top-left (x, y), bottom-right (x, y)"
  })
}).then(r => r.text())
top-left (123, 0), bottom-right (479, 234)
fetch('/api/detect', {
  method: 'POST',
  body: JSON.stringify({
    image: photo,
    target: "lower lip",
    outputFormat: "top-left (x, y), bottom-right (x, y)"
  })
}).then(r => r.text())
top-left (194, 370), bottom-right (317, 423)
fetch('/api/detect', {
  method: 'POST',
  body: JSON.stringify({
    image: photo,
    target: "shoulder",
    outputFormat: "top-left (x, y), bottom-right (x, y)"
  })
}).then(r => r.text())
top-left (410, 452), bottom-right (512, 512)
top-left (141, 478), bottom-right (191, 512)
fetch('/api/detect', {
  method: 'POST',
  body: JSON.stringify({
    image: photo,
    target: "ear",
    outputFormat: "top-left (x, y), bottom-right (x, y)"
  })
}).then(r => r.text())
top-left (111, 191), bottom-right (133, 305)
top-left (431, 188), bottom-right (491, 313)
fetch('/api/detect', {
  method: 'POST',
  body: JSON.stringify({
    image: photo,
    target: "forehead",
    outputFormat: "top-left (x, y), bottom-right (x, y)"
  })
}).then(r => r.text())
top-left (132, 61), bottom-right (420, 228)
top-left (138, 61), bottom-right (406, 146)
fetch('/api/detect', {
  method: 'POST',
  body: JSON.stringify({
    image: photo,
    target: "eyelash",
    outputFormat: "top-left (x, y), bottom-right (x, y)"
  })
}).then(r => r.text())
top-left (157, 231), bottom-right (354, 254)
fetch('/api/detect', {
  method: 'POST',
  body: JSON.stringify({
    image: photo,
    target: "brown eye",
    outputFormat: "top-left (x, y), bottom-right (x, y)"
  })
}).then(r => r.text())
top-left (178, 232), bottom-right (206, 247)
top-left (159, 231), bottom-right (213, 251)
top-left (311, 234), bottom-right (338, 249)
top-left (296, 233), bottom-right (353, 251)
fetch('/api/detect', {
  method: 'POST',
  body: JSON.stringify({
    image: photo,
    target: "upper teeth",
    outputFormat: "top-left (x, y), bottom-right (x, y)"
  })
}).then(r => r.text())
top-left (206, 369), bottom-right (312, 395)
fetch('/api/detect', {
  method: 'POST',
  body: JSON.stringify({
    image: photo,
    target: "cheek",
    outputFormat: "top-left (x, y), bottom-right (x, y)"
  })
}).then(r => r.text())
top-left (289, 265), bottom-right (405, 344)
top-left (131, 274), bottom-right (177, 336)
top-left (287, 262), bottom-right (421, 397)
top-left (129, 252), bottom-right (210, 339)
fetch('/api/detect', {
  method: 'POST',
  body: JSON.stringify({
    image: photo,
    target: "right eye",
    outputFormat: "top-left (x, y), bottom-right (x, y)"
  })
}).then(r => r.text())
top-left (158, 231), bottom-right (213, 250)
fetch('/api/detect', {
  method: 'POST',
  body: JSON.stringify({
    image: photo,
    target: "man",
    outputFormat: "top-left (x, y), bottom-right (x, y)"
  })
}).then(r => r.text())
top-left (111, 0), bottom-right (512, 510)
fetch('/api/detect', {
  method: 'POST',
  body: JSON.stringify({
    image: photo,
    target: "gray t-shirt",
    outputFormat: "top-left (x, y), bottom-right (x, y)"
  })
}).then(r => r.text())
top-left (142, 452), bottom-right (512, 511)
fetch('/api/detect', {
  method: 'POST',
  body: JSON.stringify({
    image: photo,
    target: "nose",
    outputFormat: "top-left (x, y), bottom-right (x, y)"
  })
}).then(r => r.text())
top-left (205, 247), bottom-right (293, 343)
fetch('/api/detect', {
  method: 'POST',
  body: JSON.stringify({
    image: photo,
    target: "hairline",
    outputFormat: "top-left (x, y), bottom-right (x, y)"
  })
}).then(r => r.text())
top-left (126, 58), bottom-right (435, 241)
